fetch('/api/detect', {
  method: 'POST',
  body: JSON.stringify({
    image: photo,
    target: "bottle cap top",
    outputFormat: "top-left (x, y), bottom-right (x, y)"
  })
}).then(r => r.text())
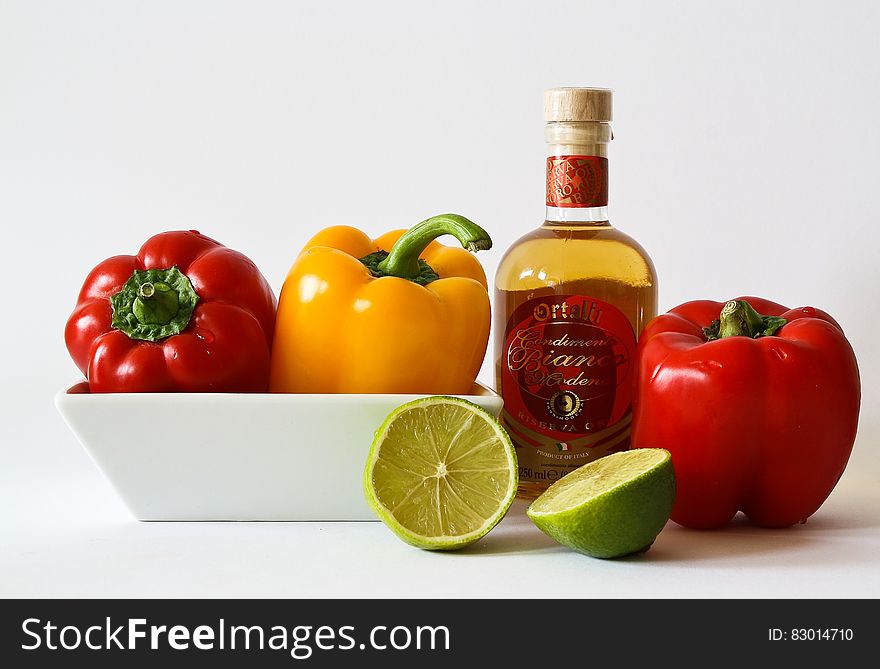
top-left (544, 87), bottom-right (613, 122)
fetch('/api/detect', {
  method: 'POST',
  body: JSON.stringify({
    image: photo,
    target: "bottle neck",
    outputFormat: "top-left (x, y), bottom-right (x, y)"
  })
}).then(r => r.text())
top-left (544, 121), bottom-right (611, 224)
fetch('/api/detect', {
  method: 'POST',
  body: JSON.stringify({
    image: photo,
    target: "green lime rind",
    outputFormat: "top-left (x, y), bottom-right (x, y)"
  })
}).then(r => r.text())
top-left (363, 396), bottom-right (518, 551)
top-left (527, 449), bottom-right (675, 559)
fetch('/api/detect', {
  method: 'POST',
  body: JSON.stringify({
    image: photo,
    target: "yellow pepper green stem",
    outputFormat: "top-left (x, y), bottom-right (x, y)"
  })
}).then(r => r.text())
top-left (368, 214), bottom-right (491, 284)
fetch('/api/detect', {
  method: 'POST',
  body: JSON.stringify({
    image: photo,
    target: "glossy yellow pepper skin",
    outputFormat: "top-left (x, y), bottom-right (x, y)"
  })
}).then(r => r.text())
top-left (270, 214), bottom-right (492, 394)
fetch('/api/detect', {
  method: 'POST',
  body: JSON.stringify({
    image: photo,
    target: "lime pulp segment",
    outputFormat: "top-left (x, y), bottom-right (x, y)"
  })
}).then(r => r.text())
top-left (528, 448), bottom-right (671, 514)
top-left (364, 397), bottom-right (518, 550)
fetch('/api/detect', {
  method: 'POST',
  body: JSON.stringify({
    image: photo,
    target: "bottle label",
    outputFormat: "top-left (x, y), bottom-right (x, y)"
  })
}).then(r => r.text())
top-left (545, 155), bottom-right (608, 208)
top-left (500, 295), bottom-right (636, 486)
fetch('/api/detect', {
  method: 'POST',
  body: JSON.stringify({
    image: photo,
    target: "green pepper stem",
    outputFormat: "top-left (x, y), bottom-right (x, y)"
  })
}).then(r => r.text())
top-left (718, 300), bottom-right (765, 338)
top-left (132, 281), bottom-right (180, 326)
top-left (376, 214), bottom-right (492, 280)
top-left (111, 267), bottom-right (200, 341)
top-left (704, 300), bottom-right (787, 340)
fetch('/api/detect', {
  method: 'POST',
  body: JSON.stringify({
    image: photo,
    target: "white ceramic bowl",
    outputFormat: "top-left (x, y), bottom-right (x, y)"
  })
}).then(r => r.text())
top-left (55, 382), bottom-right (503, 521)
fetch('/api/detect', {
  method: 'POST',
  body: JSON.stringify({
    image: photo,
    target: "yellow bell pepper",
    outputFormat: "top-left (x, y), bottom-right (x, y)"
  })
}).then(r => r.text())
top-left (270, 214), bottom-right (492, 394)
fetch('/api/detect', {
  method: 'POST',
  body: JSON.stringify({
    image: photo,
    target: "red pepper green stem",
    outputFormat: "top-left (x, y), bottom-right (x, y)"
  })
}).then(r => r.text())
top-left (110, 267), bottom-right (200, 341)
top-left (132, 281), bottom-right (180, 325)
top-left (376, 214), bottom-right (492, 281)
top-left (704, 300), bottom-right (787, 341)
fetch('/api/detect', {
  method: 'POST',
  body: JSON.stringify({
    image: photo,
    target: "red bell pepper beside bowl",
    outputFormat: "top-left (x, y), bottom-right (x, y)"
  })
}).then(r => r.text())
top-left (631, 296), bottom-right (860, 529)
top-left (65, 230), bottom-right (277, 392)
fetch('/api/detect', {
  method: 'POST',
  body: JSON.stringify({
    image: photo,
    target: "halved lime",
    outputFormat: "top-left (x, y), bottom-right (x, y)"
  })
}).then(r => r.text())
top-left (527, 449), bottom-right (675, 558)
top-left (364, 397), bottom-right (518, 550)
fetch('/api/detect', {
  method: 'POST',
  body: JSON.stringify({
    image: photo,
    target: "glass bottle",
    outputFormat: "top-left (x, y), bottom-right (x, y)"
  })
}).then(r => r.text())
top-left (495, 88), bottom-right (658, 499)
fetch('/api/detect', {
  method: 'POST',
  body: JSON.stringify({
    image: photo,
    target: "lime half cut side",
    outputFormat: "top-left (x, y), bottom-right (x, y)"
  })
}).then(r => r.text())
top-left (364, 397), bottom-right (518, 550)
top-left (527, 449), bottom-right (675, 559)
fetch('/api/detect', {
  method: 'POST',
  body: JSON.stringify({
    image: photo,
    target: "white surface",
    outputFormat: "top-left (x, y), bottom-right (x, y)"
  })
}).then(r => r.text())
top-left (2, 419), bottom-right (879, 598)
top-left (4, 389), bottom-right (879, 598)
top-left (1, 1), bottom-right (879, 597)
top-left (55, 385), bottom-right (502, 521)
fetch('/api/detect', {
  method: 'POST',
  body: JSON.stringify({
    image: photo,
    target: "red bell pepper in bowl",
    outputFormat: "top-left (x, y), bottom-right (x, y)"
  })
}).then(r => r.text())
top-left (65, 230), bottom-right (276, 392)
top-left (631, 297), bottom-right (860, 529)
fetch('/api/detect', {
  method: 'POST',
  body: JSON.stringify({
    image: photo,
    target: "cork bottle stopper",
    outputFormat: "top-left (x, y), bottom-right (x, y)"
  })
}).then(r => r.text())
top-left (544, 88), bottom-right (613, 122)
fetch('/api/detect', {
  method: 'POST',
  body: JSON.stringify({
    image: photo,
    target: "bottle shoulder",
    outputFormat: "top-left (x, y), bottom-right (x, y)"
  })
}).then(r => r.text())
top-left (496, 223), bottom-right (656, 289)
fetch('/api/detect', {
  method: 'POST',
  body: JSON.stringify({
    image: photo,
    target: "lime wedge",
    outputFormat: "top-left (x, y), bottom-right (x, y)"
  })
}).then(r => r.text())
top-left (364, 397), bottom-right (518, 550)
top-left (527, 449), bottom-right (675, 558)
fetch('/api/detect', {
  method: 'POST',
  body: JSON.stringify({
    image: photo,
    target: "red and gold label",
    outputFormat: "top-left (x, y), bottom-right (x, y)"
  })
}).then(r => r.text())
top-left (545, 155), bottom-right (608, 208)
top-left (500, 295), bottom-right (635, 486)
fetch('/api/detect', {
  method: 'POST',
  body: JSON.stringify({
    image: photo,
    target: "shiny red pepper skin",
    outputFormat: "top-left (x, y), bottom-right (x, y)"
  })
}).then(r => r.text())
top-left (631, 296), bottom-right (860, 529)
top-left (65, 231), bottom-right (276, 392)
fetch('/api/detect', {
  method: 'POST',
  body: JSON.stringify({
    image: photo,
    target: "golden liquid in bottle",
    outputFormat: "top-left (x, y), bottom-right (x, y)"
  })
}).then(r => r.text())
top-left (495, 221), bottom-right (657, 499)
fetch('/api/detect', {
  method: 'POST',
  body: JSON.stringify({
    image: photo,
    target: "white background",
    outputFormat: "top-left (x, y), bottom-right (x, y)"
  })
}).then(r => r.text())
top-left (1, 0), bottom-right (878, 597)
